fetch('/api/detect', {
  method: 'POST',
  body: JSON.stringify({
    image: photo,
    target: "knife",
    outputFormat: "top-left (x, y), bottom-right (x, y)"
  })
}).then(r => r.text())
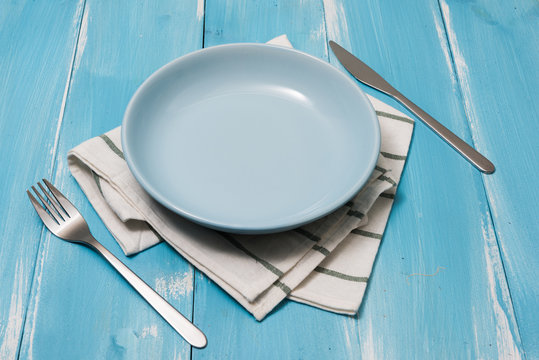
top-left (329, 40), bottom-right (495, 174)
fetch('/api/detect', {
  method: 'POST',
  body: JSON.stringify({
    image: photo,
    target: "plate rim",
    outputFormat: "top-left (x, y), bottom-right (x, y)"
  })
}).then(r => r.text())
top-left (122, 43), bottom-right (380, 233)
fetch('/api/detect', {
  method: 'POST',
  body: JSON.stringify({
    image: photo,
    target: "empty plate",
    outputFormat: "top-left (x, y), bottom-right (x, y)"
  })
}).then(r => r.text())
top-left (122, 44), bottom-right (380, 233)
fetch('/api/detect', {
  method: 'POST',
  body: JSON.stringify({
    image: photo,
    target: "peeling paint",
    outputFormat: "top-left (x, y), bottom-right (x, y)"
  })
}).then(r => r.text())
top-left (73, 2), bottom-right (89, 72)
top-left (25, 236), bottom-right (51, 360)
top-left (440, 2), bottom-right (480, 140)
top-left (155, 271), bottom-right (193, 300)
top-left (140, 325), bottom-right (158, 338)
top-left (55, 156), bottom-right (65, 177)
top-left (358, 316), bottom-right (378, 359)
top-left (472, 318), bottom-right (481, 358)
top-left (342, 318), bottom-right (352, 351)
top-left (0, 260), bottom-right (25, 359)
top-left (323, 0), bottom-right (351, 50)
top-left (50, 0), bottom-right (87, 171)
top-left (196, 0), bottom-right (204, 21)
top-left (310, 22), bottom-right (325, 42)
top-left (481, 217), bottom-right (522, 359)
top-left (432, 6), bottom-right (456, 84)
top-left (339, 316), bottom-right (360, 359)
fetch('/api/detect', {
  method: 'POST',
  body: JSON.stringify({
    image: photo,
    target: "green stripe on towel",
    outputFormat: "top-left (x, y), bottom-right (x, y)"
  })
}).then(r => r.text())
top-left (314, 266), bottom-right (368, 283)
top-left (294, 228), bottom-right (321, 242)
top-left (375, 165), bottom-right (389, 173)
top-left (378, 174), bottom-right (397, 186)
top-left (376, 110), bottom-right (414, 125)
top-left (379, 193), bottom-right (395, 199)
top-left (351, 229), bottom-right (383, 240)
top-left (99, 134), bottom-right (124, 159)
top-left (380, 151), bottom-right (407, 160)
top-left (347, 209), bottom-right (365, 219)
top-left (273, 280), bottom-right (292, 294)
top-left (91, 170), bottom-right (103, 195)
top-left (312, 244), bottom-right (330, 256)
top-left (221, 233), bottom-right (284, 277)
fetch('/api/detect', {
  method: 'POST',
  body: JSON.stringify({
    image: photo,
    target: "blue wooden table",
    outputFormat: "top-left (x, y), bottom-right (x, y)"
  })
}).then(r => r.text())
top-left (1, 1), bottom-right (537, 359)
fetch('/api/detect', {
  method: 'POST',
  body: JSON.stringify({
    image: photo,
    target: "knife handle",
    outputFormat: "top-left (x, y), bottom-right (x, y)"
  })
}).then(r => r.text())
top-left (392, 92), bottom-right (495, 174)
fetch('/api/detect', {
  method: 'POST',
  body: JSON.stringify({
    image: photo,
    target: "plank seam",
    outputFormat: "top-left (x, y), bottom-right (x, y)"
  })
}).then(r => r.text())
top-left (319, 0), bottom-right (331, 62)
top-left (15, 1), bottom-right (88, 359)
top-left (201, 0), bottom-right (207, 49)
top-left (435, 0), bottom-right (525, 355)
top-left (192, 1), bottom-right (206, 356)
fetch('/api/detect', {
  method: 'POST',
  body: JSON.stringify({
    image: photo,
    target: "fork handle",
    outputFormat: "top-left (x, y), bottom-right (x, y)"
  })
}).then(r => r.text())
top-left (86, 235), bottom-right (207, 348)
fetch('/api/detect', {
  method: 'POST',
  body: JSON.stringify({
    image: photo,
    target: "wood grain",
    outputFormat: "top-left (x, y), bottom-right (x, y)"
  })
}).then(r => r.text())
top-left (0, 1), bottom-right (85, 358)
top-left (194, 0), bottom-right (524, 358)
top-left (322, 0), bottom-right (524, 358)
top-left (16, 1), bottom-right (204, 359)
top-left (439, 0), bottom-right (539, 357)
top-left (194, 1), bottom-right (362, 359)
top-left (0, 0), bottom-right (535, 358)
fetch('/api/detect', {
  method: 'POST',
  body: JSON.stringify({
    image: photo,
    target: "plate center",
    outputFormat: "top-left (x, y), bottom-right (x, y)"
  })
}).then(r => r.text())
top-left (146, 90), bottom-right (345, 223)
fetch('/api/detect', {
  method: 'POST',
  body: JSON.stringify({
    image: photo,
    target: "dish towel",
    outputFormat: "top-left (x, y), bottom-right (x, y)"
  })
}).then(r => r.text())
top-left (67, 35), bottom-right (414, 320)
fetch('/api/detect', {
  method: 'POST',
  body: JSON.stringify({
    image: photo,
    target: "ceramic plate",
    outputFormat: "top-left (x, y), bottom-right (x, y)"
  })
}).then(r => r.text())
top-left (122, 44), bottom-right (380, 233)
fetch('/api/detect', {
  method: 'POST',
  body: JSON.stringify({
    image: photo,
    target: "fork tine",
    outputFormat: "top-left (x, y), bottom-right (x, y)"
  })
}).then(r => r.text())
top-left (42, 179), bottom-right (78, 217)
top-left (31, 186), bottom-right (63, 223)
top-left (38, 182), bottom-right (68, 219)
top-left (27, 190), bottom-right (60, 229)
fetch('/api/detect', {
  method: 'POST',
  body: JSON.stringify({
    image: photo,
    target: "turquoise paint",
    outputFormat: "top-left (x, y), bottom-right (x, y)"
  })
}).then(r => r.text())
top-left (0, 0), bottom-right (535, 358)
top-left (16, 0), bottom-right (204, 359)
top-left (0, 1), bottom-right (85, 358)
top-left (195, 0), bottom-right (524, 359)
top-left (323, 0), bottom-right (523, 358)
top-left (439, 0), bottom-right (539, 357)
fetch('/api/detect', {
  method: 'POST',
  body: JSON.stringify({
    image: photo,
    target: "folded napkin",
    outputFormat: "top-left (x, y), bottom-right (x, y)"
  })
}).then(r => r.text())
top-left (67, 35), bottom-right (414, 320)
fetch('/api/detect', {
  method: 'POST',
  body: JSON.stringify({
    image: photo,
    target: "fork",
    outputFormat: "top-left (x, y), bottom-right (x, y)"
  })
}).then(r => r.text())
top-left (27, 179), bottom-right (207, 348)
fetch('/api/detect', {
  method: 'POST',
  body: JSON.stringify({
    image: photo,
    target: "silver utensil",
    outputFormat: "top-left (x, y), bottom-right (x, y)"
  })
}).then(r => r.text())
top-left (329, 40), bottom-right (495, 174)
top-left (27, 179), bottom-right (207, 348)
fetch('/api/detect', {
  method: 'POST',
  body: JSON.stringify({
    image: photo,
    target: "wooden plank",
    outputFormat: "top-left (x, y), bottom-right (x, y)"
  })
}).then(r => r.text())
top-left (438, 0), bottom-right (539, 357)
top-left (0, 1), bottom-right (85, 358)
top-left (195, 0), bottom-right (524, 359)
top-left (16, 1), bottom-right (204, 359)
top-left (204, 0), bottom-right (328, 59)
top-left (323, 0), bottom-right (524, 358)
top-left (193, 273), bottom-right (362, 359)
top-left (193, 1), bottom-right (364, 359)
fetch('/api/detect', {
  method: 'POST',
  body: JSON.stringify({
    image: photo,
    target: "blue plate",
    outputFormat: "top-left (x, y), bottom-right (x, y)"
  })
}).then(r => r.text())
top-left (122, 44), bottom-right (380, 234)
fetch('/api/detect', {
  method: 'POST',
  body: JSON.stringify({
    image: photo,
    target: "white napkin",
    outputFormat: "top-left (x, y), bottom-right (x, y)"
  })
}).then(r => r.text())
top-left (67, 35), bottom-right (414, 320)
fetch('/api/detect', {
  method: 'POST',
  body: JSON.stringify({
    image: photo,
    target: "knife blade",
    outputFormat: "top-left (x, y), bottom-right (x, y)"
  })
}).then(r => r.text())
top-left (329, 40), bottom-right (495, 174)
